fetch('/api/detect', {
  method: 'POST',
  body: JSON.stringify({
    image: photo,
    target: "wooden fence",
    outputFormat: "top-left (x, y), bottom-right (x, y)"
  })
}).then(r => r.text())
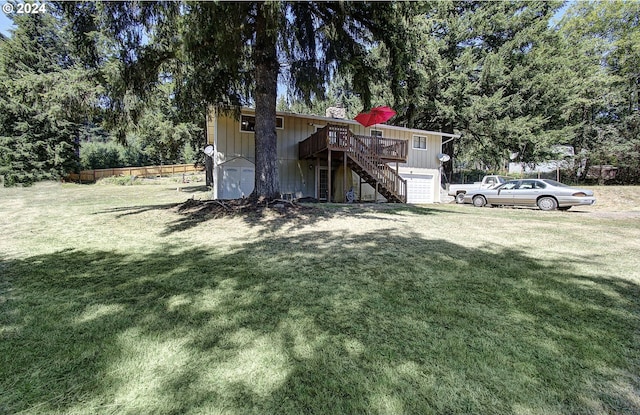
top-left (65, 163), bottom-right (204, 183)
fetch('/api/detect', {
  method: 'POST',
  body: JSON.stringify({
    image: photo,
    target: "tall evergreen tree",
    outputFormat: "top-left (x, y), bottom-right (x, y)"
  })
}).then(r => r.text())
top-left (559, 0), bottom-right (640, 183)
top-left (65, 1), bottom-right (412, 200)
top-left (0, 12), bottom-right (98, 186)
top-left (389, 1), bottom-right (568, 171)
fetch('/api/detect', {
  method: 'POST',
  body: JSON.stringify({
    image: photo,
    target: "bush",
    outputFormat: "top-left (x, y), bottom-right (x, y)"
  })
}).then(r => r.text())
top-left (80, 141), bottom-right (125, 170)
top-left (96, 175), bottom-right (139, 186)
top-left (79, 139), bottom-right (199, 171)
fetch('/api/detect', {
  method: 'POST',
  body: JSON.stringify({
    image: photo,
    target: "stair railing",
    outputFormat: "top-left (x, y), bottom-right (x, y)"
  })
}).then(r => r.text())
top-left (347, 132), bottom-right (406, 202)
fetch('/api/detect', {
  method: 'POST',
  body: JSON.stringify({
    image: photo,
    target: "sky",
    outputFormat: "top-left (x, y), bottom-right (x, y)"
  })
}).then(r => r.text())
top-left (1, 5), bottom-right (12, 37)
top-left (1, 1), bottom-right (573, 38)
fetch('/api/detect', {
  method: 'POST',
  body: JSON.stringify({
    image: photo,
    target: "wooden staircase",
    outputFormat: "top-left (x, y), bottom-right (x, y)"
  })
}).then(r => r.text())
top-left (345, 133), bottom-right (406, 203)
top-left (299, 125), bottom-right (407, 203)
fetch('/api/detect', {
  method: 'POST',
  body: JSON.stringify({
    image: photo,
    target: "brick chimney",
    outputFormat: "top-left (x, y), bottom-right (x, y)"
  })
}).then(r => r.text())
top-left (325, 104), bottom-right (346, 119)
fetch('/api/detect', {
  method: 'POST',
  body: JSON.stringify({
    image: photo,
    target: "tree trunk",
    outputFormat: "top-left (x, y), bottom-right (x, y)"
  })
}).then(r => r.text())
top-left (251, 3), bottom-right (280, 201)
top-left (441, 122), bottom-right (455, 182)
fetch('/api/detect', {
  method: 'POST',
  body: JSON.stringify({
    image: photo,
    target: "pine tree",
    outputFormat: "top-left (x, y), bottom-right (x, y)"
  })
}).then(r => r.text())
top-left (0, 13), bottom-right (97, 186)
top-left (65, 1), bottom-right (413, 200)
top-left (559, 0), bottom-right (640, 183)
top-left (388, 1), bottom-right (568, 171)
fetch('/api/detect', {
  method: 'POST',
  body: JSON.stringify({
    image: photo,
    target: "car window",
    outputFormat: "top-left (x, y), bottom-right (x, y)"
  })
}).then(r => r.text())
top-left (542, 179), bottom-right (568, 188)
top-left (519, 180), bottom-right (536, 190)
top-left (533, 181), bottom-right (546, 189)
top-left (502, 181), bottom-right (518, 190)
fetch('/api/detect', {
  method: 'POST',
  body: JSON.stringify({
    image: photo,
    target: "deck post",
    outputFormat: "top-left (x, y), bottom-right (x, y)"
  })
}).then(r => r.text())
top-left (328, 150), bottom-right (332, 203)
top-left (343, 156), bottom-right (347, 202)
top-left (375, 181), bottom-right (379, 203)
top-left (395, 161), bottom-right (399, 194)
top-left (315, 156), bottom-right (320, 199)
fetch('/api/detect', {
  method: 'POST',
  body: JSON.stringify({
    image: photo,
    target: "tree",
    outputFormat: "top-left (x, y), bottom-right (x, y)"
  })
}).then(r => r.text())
top-left (276, 73), bottom-right (364, 121)
top-left (134, 83), bottom-right (202, 166)
top-left (66, 1), bottom-right (413, 200)
top-left (381, 1), bottom-right (571, 173)
top-left (0, 12), bottom-right (99, 186)
top-left (559, 0), bottom-right (640, 183)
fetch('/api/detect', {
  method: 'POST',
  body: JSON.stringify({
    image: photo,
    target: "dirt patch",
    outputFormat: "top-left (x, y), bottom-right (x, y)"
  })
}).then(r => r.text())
top-left (171, 198), bottom-right (418, 223)
top-left (173, 198), bottom-right (316, 219)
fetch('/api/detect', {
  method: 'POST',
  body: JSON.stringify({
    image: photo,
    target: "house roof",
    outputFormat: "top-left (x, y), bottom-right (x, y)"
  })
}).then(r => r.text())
top-left (238, 106), bottom-right (460, 139)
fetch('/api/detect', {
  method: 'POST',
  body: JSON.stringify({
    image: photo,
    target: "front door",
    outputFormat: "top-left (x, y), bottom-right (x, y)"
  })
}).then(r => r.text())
top-left (318, 167), bottom-right (329, 201)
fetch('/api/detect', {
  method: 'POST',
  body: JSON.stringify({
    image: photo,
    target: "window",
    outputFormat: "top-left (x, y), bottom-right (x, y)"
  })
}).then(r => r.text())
top-left (370, 129), bottom-right (383, 138)
top-left (413, 135), bottom-right (427, 150)
top-left (519, 180), bottom-right (535, 190)
top-left (240, 114), bottom-right (284, 132)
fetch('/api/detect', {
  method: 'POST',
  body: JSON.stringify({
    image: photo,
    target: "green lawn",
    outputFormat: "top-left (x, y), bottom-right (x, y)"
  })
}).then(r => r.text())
top-left (1, 180), bottom-right (639, 414)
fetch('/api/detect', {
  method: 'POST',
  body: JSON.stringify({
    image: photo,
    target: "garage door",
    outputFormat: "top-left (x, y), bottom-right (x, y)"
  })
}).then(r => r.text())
top-left (404, 174), bottom-right (434, 204)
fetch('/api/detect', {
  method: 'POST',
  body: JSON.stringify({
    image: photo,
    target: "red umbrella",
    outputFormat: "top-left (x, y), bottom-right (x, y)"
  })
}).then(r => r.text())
top-left (354, 106), bottom-right (396, 127)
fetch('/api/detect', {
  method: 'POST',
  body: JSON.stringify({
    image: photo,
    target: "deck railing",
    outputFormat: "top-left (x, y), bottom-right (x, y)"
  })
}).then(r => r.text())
top-left (299, 125), bottom-right (407, 202)
top-left (348, 133), bottom-right (407, 203)
top-left (298, 125), bottom-right (408, 162)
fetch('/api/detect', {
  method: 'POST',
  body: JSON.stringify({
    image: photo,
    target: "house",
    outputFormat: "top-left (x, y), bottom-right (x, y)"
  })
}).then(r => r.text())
top-left (205, 106), bottom-right (458, 203)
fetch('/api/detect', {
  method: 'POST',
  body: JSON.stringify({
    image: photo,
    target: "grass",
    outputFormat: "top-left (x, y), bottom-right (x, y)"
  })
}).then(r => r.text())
top-left (1, 179), bottom-right (639, 414)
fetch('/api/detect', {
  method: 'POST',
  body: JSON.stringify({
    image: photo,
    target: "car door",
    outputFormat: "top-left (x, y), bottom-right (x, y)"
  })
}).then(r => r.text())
top-left (512, 180), bottom-right (539, 207)
top-left (487, 181), bottom-right (518, 205)
top-left (513, 180), bottom-right (539, 206)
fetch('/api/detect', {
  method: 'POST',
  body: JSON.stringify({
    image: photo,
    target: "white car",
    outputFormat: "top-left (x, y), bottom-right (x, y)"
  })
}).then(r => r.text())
top-left (462, 179), bottom-right (596, 211)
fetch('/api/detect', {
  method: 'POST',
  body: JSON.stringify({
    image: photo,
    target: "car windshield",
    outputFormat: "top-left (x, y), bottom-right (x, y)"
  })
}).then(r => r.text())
top-left (542, 179), bottom-right (570, 188)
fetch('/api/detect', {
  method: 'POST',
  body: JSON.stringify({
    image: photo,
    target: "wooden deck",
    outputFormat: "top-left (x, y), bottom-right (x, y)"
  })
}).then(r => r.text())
top-left (298, 125), bottom-right (408, 162)
top-left (298, 125), bottom-right (408, 203)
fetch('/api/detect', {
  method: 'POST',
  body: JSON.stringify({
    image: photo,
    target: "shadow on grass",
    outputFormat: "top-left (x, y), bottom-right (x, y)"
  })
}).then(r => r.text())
top-left (214, 203), bottom-right (456, 237)
top-left (98, 203), bottom-right (181, 219)
top-left (176, 185), bottom-right (209, 193)
top-left (99, 200), bottom-right (460, 236)
top-left (1, 231), bottom-right (639, 414)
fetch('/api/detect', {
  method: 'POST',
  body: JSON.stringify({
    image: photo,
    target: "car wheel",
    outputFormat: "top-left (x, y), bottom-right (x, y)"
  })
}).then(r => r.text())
top-left (472, 195), bottom-right (487, 207)
top-left (455, 193), bottom-right (466, 204)
top-left (537, 196), bottom-right (558, 211)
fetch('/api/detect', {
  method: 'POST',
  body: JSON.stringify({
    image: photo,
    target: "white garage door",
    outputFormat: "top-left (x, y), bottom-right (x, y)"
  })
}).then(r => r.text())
top-left (404, 174), bottom-right (434, 204)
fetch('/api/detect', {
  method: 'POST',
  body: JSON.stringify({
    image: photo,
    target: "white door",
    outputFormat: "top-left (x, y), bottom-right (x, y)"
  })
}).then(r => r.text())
top-left (221, 167), bottom-right (240, 199)
top-left (240, 168), bottom-right (254, 197)
top-left (404, 174), bottom-right (434, 204)
top-left (222, 166), bottom-right (255, 199)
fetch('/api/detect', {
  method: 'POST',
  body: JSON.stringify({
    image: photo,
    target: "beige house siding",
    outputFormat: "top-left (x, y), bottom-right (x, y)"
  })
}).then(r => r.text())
top-left (208, 106), bottom-right (457, 202)
top-left (401, 133), bottom-right (442, 170)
